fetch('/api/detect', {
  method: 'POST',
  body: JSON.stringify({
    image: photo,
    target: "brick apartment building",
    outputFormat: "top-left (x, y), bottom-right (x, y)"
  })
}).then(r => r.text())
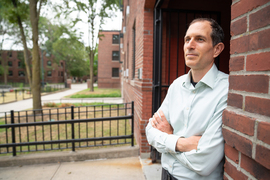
top-left (97, 30), bottom-right (121, 88)
top-left (120, 0), bottom-right (270, 179)
top-left (0, 50), bottom-right (65, 84)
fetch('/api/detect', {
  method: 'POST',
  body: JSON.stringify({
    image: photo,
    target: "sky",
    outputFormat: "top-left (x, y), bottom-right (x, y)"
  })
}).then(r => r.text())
top-left (1, 2), bottom-right (122, 50)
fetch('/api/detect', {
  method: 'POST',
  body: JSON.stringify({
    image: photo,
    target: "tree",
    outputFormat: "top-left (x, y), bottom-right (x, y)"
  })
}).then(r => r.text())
top-left (56, 0), bottom-right (120, 91)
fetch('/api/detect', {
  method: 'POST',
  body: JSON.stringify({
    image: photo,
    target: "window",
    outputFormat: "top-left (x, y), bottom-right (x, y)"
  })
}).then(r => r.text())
top-left (112, 34), bottom-right (120, 44)
top-left (8, 51), bottom-right (12, 58)
top-left (112, 51), bottom-right (119, 61)
top-left (47, 60), bottom-right (52, 66)
top-left (112, 68), bottom-right (119, 77)
top-left (61, 71), bottom-right (64, 76)
top-left (8, 61), bottom-right (12, 67)
top-left (47, 71), bottom-right (52, 77)
top-left (18, 71), bottom-right (25, 77)
top-left (18, 61), bottom-right (21, 67)
top-left (61, 62), bottom-right (64, 67)
top-left (8, 70), bottom-right (13, 76)
top-left (17, 52), bottom-right (24, 61)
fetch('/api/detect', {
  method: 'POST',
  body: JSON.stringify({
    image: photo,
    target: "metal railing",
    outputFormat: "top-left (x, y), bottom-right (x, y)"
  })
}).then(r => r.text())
top-left (0, 102), bottom-right (134, 156)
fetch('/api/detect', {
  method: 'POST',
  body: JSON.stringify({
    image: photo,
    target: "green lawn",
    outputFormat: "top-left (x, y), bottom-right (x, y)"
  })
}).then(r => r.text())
top-left (66, 87), bottom-right (121, 98)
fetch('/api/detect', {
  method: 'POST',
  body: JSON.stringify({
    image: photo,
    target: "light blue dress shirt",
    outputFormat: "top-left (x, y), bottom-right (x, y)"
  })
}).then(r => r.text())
top-left (146, 64), bottom-right (229, 179)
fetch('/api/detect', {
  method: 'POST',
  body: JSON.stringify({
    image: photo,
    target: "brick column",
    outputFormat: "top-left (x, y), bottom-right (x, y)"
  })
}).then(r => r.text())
top-left (223, 1), bottom-right (270, 179)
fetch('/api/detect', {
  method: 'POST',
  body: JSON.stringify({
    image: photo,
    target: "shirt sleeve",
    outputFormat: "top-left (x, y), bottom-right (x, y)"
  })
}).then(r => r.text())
top-left (171, 95), bottom-right (227, 176)
top-left (145, 85), bottom-right (180, 154)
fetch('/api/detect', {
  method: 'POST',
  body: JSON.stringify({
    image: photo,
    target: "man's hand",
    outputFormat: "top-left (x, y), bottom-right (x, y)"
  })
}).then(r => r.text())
top-left (151, 110), bottom-right (173, 134)
top-left (176, 136), bottom-right (201, 152)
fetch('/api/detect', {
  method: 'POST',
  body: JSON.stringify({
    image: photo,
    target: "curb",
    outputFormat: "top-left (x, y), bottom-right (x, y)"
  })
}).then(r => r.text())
top-left (0, 145), bottom-right (139, 167)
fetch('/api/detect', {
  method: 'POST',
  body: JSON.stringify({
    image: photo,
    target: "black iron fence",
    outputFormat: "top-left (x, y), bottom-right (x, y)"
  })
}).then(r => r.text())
top-left (0, 102), bottom-right (134, 156)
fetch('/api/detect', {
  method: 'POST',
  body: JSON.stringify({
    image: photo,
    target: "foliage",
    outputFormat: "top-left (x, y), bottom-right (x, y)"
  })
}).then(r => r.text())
top-left (55, 0), bottom-right (120, 91)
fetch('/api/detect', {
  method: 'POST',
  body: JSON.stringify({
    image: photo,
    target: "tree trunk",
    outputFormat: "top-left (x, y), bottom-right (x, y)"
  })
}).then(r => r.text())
top-left (29, 0), bottom-right (42, 111)
top-left (89, 49), bottom-right (94, 91)
top-left (18, 19), bottom-right (32, 88)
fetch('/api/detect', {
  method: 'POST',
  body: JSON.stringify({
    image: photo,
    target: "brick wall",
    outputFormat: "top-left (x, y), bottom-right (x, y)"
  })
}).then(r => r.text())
top-left (223, 1), bottom-right (270, 179)
top-left (0, 50), bottom-right (65, 84)
top-left (98, 31), bottom-right (121, 88)
top-left (121, 0), bottom-right (154, 154)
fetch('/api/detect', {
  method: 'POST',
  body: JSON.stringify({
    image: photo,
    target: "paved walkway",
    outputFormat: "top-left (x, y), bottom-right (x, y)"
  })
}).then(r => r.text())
top-left (0, 83), bottom-right (162, 180)
top-left (0, 83), bottom-right (123, 114)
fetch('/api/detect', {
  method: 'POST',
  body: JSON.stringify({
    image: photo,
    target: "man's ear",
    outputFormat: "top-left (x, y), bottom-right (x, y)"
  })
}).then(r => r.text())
top-left (213, 42), bottom-right (224, 58)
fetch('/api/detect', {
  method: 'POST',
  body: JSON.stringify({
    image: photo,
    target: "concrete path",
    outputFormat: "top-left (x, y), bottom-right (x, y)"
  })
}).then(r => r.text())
top-left (0, 83), bottom-right (123, 114)
top-left (0, 83), bottom-right (162, 180)
top-left (0, 146), bottom-right (161, 180)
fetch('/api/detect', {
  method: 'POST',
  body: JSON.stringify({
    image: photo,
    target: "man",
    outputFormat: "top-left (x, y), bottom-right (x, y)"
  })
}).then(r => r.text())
top-left (146, 18), bottom-right (228, 180)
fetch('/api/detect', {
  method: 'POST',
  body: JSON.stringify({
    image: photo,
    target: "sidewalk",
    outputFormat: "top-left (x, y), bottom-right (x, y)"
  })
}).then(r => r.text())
top-left (0, 146), bottom-right (162, 180)
top-left (0, 83), bottom-right (123, 114)
top-left (0, 83), bottom-right (162, 179)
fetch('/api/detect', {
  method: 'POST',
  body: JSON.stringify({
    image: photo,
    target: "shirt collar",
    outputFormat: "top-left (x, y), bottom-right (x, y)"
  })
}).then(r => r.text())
top-left (184, 64), bottom-right (218, 89)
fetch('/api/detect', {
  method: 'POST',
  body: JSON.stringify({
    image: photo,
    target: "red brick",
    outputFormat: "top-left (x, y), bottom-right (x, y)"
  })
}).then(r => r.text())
top-left (250, 4), bottom-right (270, 31)
top-left (241, 153), bottom-right (270, 179)
top-left (231, 16), bottom-right (247, 36)
top-left (229, 75), bottom-right (269, 93)
top-left (257, 121), bottom-right (270, 145)
top-left (230, 28), bottom-right (270, 54)
top-left (256, 145), bottom-right (270, 169)
top-left (223, 110), bottom-right (255, 136)
top-left (231, 0), bottom-right (269, 20)
top-left (246, 52), bottom-right (270, 71)
top-left (224, 160), bottom-right (248, 180)
top-left (245, 96), bottom-right (270, 117)
top-left (225, 143), bottom-right (239, 164)
top-left (229, 56), bottom-right (245, 71)
top-left (223, 128), bottom-right (253, 157)
top-left (227, 93), bottom-right (243, 109)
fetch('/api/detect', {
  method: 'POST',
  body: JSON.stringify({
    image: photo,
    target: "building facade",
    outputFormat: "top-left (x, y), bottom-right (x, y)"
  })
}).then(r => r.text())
top-left (0, 50), bottom-right (65, 84)
top-left (98, 30), bottom-right (121, 88)
top-left (120, 0), bottom-right (270, 178)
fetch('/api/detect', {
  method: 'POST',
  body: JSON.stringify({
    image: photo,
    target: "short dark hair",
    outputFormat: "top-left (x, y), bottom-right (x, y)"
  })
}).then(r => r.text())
top-left (189, 18), bottom-right (224, 47)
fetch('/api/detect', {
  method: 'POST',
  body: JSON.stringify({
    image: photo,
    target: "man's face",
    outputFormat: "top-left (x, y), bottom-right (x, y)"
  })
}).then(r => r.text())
top-left (184, 21), bottom-right (216, 72)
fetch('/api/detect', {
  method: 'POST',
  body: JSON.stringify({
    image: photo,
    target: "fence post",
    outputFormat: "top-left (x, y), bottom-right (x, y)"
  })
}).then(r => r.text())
top-left (10, 110), bottom-right (16, 156)
top-left (71, 106), bottom-right (75, 151)
top-left (131, 101), bottom-right (134, 147)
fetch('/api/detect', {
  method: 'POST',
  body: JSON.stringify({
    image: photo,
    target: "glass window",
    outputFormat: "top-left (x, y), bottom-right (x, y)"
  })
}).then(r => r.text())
top-left (112, 34), bottom-right (120, 44)
top-left (112, 51), bottom-right (119, 61)
top-left (18, 71), bottom-right (25, 76)
top-left (47, 61), bottom-right (52, 66)
top-left (18, 61), bottom-right (21, 67)
top-left (47, 71), bottom-right (52, 77)
top-left (8, 51), bottom-right (12, 57)
top-left (8, 61), bottom-right (12, 67)
top-left (8, 70), bottom-right (13, 76)
top-left (112, 68), bottom-right (119, 77)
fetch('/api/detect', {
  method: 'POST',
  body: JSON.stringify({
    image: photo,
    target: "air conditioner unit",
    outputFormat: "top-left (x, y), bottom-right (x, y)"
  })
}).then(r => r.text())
top-left (123, 27), bottom-right (126, 33)
top-left (120, 43), bottom-right (123, 49)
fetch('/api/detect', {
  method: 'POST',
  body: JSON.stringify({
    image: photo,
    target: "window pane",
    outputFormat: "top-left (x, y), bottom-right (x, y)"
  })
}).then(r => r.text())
top-left (47, 71), bottom-right (52, 76)
top-left (47, 61), bottom-right (52, 66)
top-left (112, 51), bottom-right (119, 60)
top-left (18, 71), bottom-right (25, 76)
top-left (8, 70), bottom-right (13, 76)
top-left (112, 68), bottom-right (119, 77)
top-left (8, 61), bottom-right (12, 67)
top-left (112, 34), bottom-right (120, 44)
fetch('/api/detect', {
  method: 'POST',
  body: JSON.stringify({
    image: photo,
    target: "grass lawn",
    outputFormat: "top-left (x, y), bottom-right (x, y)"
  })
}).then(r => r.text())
top-left (66, 87), bottom-right (121, 98)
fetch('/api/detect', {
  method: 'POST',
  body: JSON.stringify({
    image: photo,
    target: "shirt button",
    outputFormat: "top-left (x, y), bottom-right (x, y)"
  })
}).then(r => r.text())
top-left (193, 90), bottom-right (196, 93)
top-left (186, 107), bottom-right (189, 110)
